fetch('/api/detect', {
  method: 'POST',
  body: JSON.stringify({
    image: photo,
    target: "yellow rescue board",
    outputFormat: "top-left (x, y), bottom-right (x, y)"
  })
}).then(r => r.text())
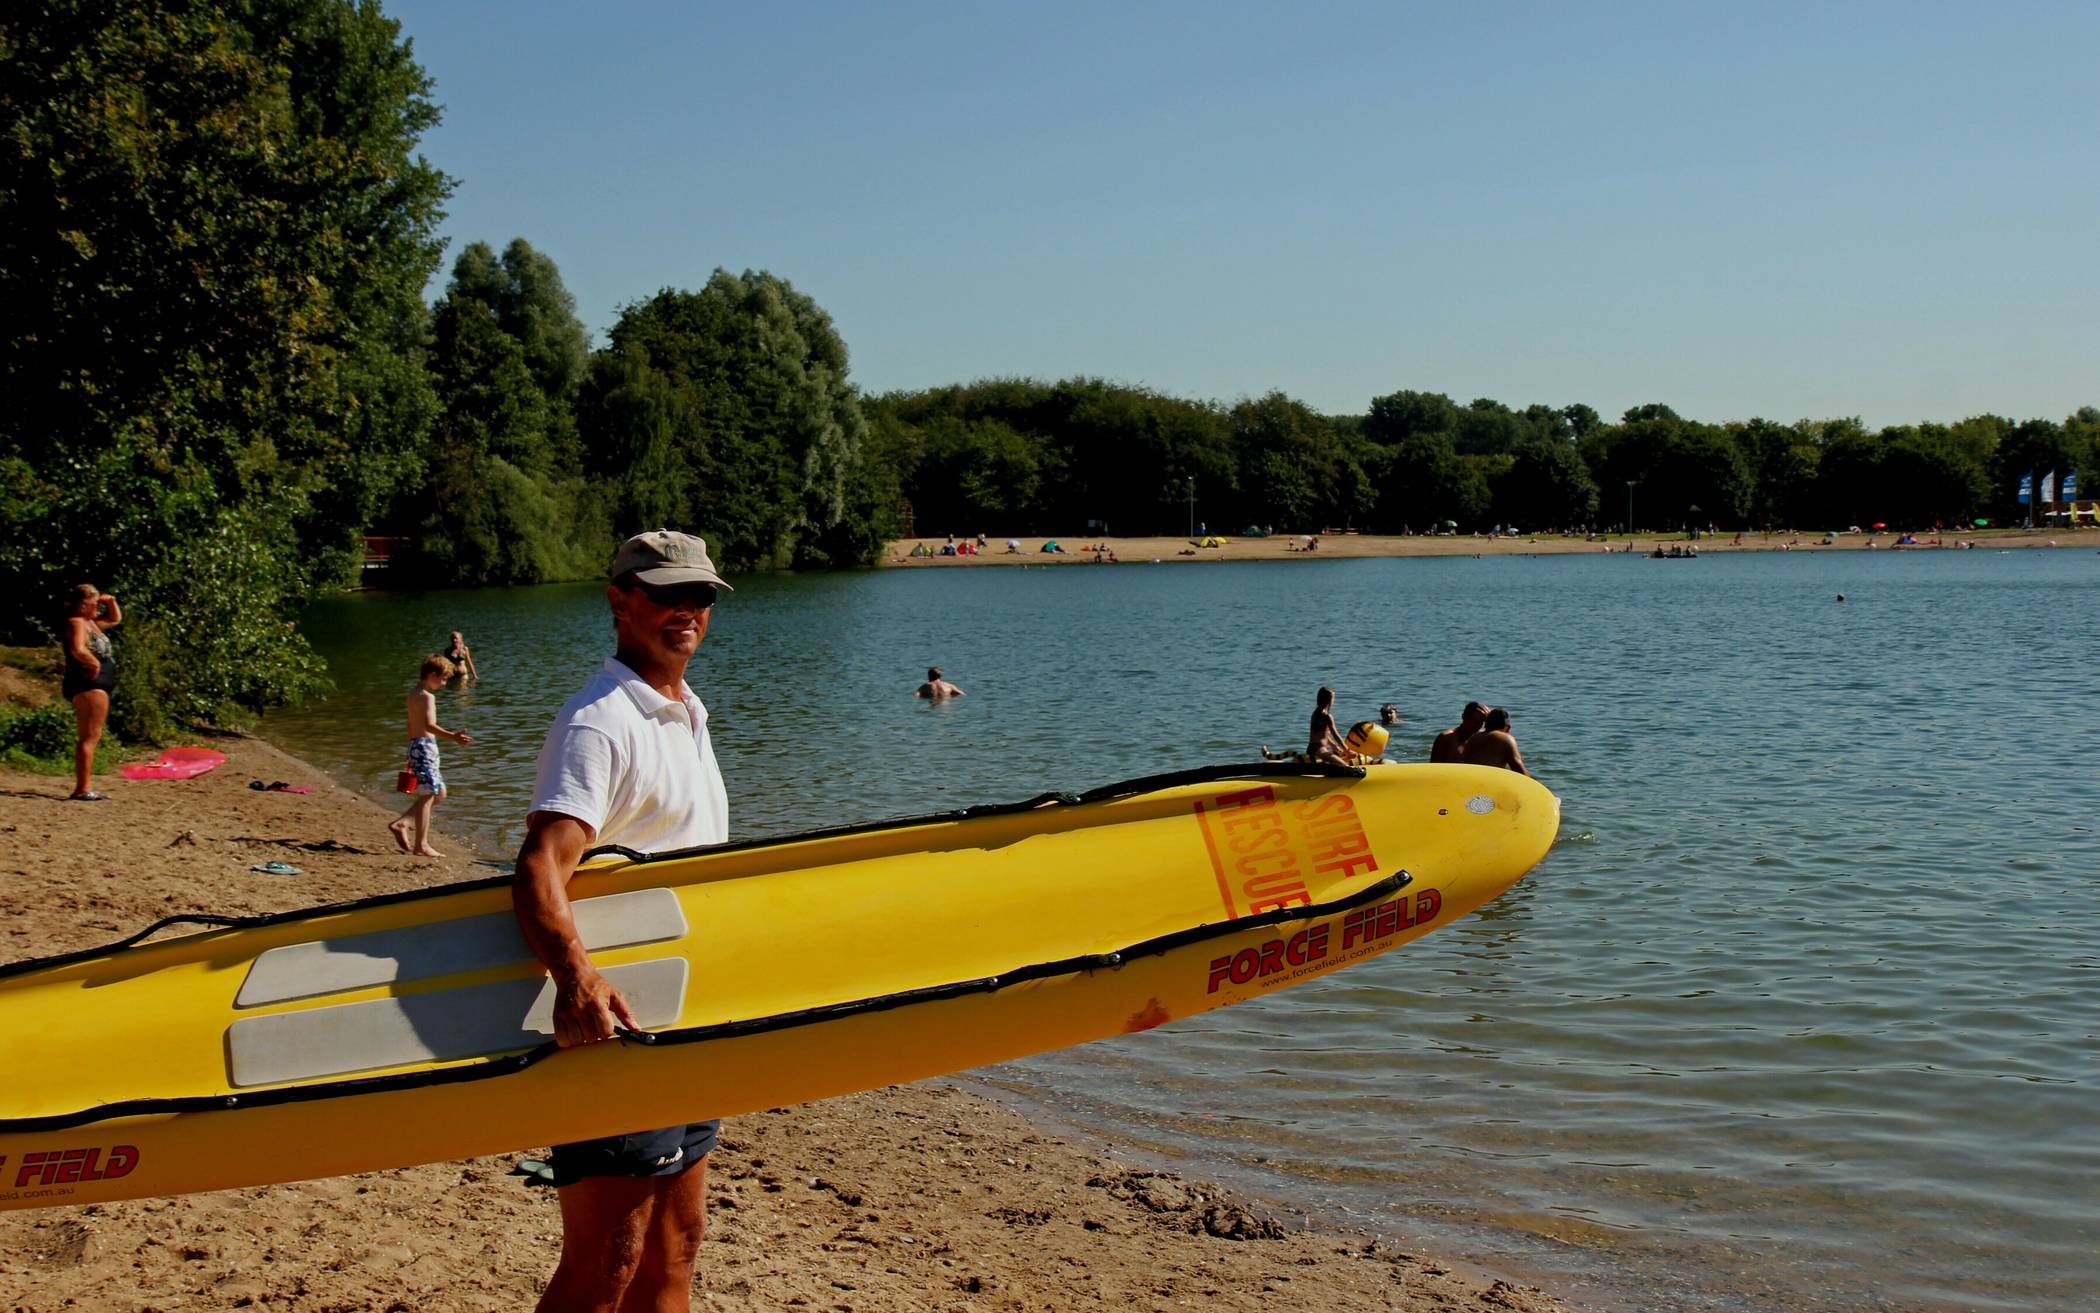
top-left (0, 762), bottom-right (1558, 1210)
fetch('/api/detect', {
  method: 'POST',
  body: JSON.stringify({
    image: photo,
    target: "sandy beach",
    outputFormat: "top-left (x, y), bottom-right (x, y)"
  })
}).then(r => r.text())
top-left (0, 735), bottom-right (1570, 1312)
top-left (883, 526), bottom-right (2090, 566)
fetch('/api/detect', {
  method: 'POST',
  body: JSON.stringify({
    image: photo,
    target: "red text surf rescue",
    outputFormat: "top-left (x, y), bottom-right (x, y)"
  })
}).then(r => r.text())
top-left (1193, 784), bottom-right (1379, 917)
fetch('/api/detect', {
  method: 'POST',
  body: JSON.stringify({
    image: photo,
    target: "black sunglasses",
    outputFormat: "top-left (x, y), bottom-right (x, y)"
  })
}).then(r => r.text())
top-left (635, 580), bottom-right (718, 609)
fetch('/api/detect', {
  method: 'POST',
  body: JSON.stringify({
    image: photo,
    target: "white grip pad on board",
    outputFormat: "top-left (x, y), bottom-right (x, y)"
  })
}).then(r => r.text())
top-left (225, 957), bottom-right (687, 1088)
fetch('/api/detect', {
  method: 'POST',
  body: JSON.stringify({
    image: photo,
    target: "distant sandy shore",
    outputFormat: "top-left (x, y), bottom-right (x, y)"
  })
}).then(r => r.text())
top-left (0, 736), bottom-right (1573, 1312)
top-left (884, 526), bottom-right (2092, 566)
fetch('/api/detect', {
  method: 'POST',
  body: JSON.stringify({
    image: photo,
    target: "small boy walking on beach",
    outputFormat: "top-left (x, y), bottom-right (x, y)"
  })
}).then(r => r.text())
top-left (391, 654), bottom-right (471, 857)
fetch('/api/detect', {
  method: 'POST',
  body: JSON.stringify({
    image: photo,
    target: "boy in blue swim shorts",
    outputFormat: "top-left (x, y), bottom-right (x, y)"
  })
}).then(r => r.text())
top-left (389, 654), bottom-right (471, 857)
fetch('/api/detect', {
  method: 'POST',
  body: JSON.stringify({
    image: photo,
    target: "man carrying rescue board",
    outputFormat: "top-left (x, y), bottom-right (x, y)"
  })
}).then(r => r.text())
top-left (513, 529), bottom-right (732, 1313)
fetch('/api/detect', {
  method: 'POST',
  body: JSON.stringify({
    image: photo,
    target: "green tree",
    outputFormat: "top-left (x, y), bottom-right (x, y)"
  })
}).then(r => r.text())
top-left (909, 417), bottom-right (1045, 531)
top-left (1369, 429), bottom-right (1486, 531)
top-left (1653, 427), bottom-right (1752, 527)
top-left (1521, 404), bottom-right (1574, 445)
top-left (1563, 403), bottom-right (1602, 440)
top-left (1453, 399), bottom-right (1528, 455)
top-left (1622, 403), bottom-right (1682, 424)
top-left (1226, 392), bottom-right (1369, 530)
top-left (1814, 427), bottom-right (1883, 527)
top-left (1363, 390), bottom-right (1458, 443)
top-left (1732, 418), bottom-right (1816, 529)
top-left (391, 239), bottom-right (605, 585)
top-left (398, 295), bottom-right (603, 584)
top-left (2064, 407), bottom-right (2100, 497)
top-left (448, 239), bottom-right (592, 404)
top-left (0, 0), bottom-right (449, 731)
top-left (1585, 414), bottom-right (1748, 529)
top-left (1882, 427), bottom-right (1988, 527)
top-left (1496, 441), bottom-right (1599, 528)
top-left (582, 271), bottom-right (867, 567)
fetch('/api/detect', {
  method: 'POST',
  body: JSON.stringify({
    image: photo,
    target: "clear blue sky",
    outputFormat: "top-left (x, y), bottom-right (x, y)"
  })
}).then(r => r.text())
top-left (392, 1), bottom-right (2097, 427)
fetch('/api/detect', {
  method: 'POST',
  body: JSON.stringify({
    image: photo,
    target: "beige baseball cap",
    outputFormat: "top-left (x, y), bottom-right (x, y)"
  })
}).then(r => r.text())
top-left (609, 530), bottom-right (733, 590)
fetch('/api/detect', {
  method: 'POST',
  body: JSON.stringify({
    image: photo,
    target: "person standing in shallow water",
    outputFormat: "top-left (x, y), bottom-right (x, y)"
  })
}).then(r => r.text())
top-left (1458, 707), bottom-right (1529, 775)
top-left (60, 583), bottom-right (122, 801)
top-left (513, 529), bottom-right (733, 1313)
top-left (1430, 702), bottom-right (1488, 764)
top-left (443, 630), bottom-right (480, 682)
top-left (915, 666), bottom-right (965, 699)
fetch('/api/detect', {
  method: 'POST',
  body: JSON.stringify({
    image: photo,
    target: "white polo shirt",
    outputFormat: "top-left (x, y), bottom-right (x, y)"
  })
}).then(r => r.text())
top-left (529, 657), bottom-right (729, 854)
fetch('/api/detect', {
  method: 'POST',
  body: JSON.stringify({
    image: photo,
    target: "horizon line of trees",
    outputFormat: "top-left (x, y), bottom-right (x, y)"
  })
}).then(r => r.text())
top-left (3, 2), bottom-right (2093, 744)
top-left (864, 382), bottom-right (2095, 543)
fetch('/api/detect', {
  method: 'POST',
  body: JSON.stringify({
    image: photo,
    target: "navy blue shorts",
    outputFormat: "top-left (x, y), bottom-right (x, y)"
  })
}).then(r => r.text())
top-left (547, 1120), bottom-right (718, 1186)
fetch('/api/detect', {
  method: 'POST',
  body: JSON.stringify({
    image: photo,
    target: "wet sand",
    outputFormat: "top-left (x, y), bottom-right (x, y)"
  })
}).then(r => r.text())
top-left (0, 737), bottom-right (1572, 1312)
top-left (885, 526), bottom-right (2088, 566)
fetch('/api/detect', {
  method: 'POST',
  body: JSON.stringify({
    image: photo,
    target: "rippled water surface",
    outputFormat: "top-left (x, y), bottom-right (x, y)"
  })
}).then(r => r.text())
top-left (267, 551), bottom-right (2100, 1312)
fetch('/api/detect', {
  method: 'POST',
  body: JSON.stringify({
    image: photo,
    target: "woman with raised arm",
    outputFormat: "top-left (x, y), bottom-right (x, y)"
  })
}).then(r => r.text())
top-left (60, 583), bottom-right (123, 800)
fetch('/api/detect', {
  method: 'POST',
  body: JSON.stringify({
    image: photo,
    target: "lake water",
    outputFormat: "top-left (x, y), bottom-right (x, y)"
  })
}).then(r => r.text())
top-left (265, 550), bottom-right (2100, 1313)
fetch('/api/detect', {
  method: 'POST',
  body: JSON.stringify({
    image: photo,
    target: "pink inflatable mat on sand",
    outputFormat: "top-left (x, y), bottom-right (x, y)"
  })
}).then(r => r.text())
top-left (120, 747), bottom-right (228, 781)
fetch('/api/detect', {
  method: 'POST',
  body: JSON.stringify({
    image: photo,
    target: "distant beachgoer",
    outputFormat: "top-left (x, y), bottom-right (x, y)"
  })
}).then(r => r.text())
top-left (1005, 539), bottom-right (1020, 553)
top-left (443, 630), bottom-right (480, 682)
top-left (1458, 707), bottom-right (1528, 775)
top-left (1304, 686), bottom-right (1349, 763)
top-left (1430, 702), bottom-right (1488, 764)
top-left (390, 654), bottom-right (470, 857)
top-left (1378, 703), bottom-right (1401, 726)
top-left (60, 583), bottom-right (122, 801)
top-left (916, 666), bottom-right (965, 700)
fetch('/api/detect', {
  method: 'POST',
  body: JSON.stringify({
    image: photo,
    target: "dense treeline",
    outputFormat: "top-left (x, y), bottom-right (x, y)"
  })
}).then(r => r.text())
top-left (864, 384), bottom-right (2099, 542)
top-left (2, 1), bottom-right (2094, 742)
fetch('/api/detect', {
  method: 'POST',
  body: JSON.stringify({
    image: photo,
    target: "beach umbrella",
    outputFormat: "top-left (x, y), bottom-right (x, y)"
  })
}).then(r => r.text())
top-left (1871, 522), bottom-right (1887, 530)
top-left (1441, 519), bottom-right (1458, 527)
top-left (1974, 518), bottom-right (1989, 526)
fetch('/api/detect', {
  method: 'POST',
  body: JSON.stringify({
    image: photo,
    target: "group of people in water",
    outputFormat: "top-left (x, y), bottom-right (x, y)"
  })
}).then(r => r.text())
top-left (1288, 687), bottom-right (1528, 774)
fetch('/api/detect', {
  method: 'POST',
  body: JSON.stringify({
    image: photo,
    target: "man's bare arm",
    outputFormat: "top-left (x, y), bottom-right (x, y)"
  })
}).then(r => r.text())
top-left (513, 812), bottom-right (637, 1047)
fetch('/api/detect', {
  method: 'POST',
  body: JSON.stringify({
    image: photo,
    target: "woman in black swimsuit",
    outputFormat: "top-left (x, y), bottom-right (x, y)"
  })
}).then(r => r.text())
top-left (442, 630), bottom-right (478, 682)
top-left (61, 583), bottom-right (122, 801)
